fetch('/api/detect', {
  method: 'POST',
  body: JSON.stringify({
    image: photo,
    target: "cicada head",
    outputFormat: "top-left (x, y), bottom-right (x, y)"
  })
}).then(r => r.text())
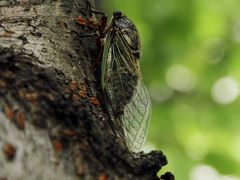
top-left (111, 10), bottom-right (141, 58)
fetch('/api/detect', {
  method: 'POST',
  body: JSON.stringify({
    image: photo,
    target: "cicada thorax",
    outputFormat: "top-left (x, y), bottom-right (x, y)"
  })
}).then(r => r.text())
top-left (112, 13), bottom-right (141, 58)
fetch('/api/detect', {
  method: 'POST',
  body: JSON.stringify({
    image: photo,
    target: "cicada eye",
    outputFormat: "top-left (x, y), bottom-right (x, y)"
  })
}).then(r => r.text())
top-left (113, 10), bottom-right (122, 19)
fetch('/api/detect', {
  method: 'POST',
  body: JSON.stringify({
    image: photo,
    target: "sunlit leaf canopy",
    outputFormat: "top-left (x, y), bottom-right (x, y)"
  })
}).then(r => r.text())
top-left (100, 0), bottom-right (240, 179)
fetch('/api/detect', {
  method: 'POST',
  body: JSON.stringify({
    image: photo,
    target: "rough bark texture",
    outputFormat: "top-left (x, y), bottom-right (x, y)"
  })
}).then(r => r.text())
top-left (0, 0), bottom-right (174, 179)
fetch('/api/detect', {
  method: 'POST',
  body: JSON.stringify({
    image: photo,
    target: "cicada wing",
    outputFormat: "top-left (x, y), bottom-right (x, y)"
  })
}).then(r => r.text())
top-left (122, 80), bottom-right (151, 152)
top-left (101, 30), bottom-right (140, 115)
top-left (101, 30), bottom-right (151, 152)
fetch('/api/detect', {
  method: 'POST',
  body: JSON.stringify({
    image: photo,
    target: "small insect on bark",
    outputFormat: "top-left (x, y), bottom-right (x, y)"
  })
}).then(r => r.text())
top-left (78, 8), bottom-right (152, 153)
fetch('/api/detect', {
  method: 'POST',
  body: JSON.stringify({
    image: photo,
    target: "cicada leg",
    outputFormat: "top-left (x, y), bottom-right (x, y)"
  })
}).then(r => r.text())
top-left (75, 7), bottom-right (108, 66)
top-left (77, 0), bottom-right (108, 34)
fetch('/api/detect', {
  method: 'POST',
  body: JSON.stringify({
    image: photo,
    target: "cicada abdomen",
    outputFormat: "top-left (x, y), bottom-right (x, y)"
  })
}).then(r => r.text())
top-left (101, 10), bottom-right (152, 152)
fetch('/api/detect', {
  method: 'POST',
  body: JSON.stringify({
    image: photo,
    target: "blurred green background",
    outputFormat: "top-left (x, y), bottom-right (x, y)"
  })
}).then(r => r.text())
top-left (99, 0), bottom-right (240, 179)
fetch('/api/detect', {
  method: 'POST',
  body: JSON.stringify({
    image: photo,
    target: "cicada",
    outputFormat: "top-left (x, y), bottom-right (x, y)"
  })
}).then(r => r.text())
top-left (100, 10), bottom-right (152, 152)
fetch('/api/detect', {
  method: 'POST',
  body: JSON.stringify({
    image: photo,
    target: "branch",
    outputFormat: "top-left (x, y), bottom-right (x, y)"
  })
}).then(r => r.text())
top-left (0, 0), bottom-right (174, 179)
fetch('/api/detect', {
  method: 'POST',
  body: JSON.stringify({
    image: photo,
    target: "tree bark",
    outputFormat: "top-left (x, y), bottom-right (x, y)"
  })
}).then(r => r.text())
top-left (0, 0), bottom-right (174, 179)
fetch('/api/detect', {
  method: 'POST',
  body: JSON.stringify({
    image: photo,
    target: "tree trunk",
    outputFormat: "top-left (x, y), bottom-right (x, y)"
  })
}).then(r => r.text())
top-left (0, 0), bottom-right (174, 179)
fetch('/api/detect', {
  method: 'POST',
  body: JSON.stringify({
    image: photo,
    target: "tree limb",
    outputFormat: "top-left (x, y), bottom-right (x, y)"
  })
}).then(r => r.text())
top-left (0, 0), bottom-right (174, 179)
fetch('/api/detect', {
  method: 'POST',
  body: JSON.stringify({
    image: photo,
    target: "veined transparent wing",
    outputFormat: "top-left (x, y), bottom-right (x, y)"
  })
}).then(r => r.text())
top-left (101, 28), bottom-right (151, 152)
top-left (122, 80), bottom-right (151, 152)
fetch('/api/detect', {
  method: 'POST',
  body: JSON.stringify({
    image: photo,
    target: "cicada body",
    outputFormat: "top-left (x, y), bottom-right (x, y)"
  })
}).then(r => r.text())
top-left (101, 10), bottom-right (151, 152)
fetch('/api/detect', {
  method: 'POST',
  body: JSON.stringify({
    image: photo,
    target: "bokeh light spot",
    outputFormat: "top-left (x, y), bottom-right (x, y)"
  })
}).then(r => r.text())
top-left (149, 83), bottom-right (173, 102)
top-left (190, 164), bottom-right (240, 180)
top-left (190, 164), bottom-right (220, 180)
top-left (211, 76), bottom-right (239, 105)
top-left (166, 65), bottom-right (196, 92)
